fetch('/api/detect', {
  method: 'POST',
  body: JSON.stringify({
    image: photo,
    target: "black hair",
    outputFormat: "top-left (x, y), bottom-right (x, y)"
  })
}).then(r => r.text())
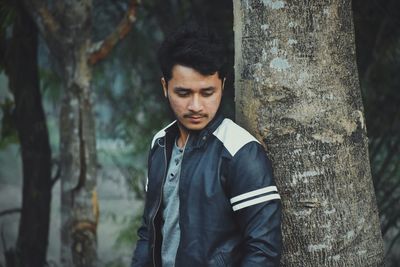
top-left (157, 20), bottom-right (227, 81)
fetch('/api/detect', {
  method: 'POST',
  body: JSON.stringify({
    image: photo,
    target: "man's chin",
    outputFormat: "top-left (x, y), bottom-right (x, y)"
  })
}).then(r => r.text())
top-left (185, 123), bottom-right (206, 131)
top-left (178, 120), bottom-right (208, 132)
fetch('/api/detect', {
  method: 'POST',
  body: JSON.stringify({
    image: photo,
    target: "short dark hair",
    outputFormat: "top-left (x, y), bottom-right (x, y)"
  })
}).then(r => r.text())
top-left (157, 21), bottom-right (227, 81)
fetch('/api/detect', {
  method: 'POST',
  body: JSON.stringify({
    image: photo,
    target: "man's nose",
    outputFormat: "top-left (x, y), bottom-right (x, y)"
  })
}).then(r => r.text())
top-left (188, 95), bottom-right (203, 112)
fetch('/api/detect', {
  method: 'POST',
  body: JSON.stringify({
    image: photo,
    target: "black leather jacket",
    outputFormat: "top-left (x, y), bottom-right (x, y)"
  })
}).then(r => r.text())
top-left (131, 114), bottom-right (282, 267)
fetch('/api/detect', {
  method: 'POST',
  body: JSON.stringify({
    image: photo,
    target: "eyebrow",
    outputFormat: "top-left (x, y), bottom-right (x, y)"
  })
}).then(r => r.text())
top-left (201, 87), bottom-right (216, 91)
top-left (173, 87), bottom-right (191, 91)
top-left (173, 86), bottom-right (216, 91)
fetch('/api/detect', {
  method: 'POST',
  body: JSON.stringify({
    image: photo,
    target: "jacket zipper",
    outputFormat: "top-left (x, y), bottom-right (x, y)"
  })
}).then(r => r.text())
top-left (152, 142), bottom-right (168, 267)
top-left (151, 134), bottom-right (190, 266)
top-left (173, 134), bottom-right (189, 265)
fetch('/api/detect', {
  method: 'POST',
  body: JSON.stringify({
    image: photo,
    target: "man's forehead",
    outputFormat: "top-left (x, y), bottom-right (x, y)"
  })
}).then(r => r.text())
top-left (167, 65), bottom-right (221, 86)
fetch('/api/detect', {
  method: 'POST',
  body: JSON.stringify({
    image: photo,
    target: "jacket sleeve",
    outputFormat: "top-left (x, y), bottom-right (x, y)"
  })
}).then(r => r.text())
top-left (227, 141), bottom-right (282, 267)
top-left (130, 176), bottom-right (152, 267)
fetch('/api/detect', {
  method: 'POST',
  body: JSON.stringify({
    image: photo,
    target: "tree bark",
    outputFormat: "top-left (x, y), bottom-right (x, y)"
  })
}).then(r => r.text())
top-left (234, 0), bottom-right (384, 266)
top-left (59, 60), bottom-right (99, 267)
top-left (59, 59), bottom-right (99, 267)
top-left (4, 2), bottom-right (52, 266)
top-left (50, 2), bottom-right (99, 266)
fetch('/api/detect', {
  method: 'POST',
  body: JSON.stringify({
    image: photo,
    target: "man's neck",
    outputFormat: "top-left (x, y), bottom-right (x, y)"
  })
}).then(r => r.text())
top-left (177, 124), bottom-right (189, 148)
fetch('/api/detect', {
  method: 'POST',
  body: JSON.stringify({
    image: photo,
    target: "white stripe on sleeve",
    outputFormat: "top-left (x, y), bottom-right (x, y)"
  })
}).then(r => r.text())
top-left (232, 193), bottom-right (281, 211)
top-left (230, 186), bottom-right (278, 204)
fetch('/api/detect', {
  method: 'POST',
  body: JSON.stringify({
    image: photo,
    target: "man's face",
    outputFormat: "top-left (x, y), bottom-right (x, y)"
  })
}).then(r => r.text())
top-left (162, 65), bottom-right (224, 132)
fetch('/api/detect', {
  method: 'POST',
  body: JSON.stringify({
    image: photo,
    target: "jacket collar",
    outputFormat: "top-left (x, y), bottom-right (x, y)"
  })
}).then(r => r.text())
top-left (164, 112), bottom-right (225, 149)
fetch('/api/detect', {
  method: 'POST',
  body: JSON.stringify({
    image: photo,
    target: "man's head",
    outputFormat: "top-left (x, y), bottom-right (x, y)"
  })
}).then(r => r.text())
top-left (158, 22), bottom-right (227, 132)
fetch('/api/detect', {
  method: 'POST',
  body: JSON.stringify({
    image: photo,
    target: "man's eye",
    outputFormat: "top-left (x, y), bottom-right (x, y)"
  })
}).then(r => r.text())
top-left (176, 91), bottom-right (190, 97)
top-left (202, 91), bottom-right (214, 97)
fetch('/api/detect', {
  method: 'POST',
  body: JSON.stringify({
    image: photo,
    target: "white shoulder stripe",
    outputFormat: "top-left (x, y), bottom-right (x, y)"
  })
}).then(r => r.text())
top-left (212, 119), bottom-right (259, 156)
top-left (230, 186), bottom-right (278, 204)
top-left (151, 120), bottom-right (176, 148)
top-left (232, 194), bottom-right (281, 211)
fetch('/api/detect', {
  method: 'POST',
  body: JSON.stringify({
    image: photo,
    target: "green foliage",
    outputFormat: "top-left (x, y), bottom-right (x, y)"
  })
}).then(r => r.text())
top-left (39, 68), bottom-right (62, 106)
top-left (113, 212), bottom-right (143, 249)
top-left (0, 0), bottom-right (16, 71)
top-left (0, 0), bottom-right (15, 31)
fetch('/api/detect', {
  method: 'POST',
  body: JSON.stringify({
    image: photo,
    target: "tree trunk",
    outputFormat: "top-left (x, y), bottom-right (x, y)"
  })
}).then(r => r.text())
top-left (233, 0), bottom-right (384, 266)
top-left (21, 0), bottom-right (137, 265)
top-left (52, 2), bottom-right (99, 266)
top-left (4, 2), bottom-right (52, 266)
top-left (59, 65), bottom-right (98, 267)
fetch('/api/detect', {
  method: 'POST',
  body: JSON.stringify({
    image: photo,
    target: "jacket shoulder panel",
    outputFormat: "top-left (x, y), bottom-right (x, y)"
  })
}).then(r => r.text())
top-left (150, 120), bottom-right (176, 148)
top-left (212, 118), bottom-right (259, 157)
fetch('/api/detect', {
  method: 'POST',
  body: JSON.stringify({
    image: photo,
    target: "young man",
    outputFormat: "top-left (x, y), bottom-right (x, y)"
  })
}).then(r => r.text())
top-left (131, 23), bottom-right (282, 267)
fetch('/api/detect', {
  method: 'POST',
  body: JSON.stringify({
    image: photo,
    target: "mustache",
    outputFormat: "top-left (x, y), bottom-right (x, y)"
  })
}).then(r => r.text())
top-left (183, 113), bottom-right (208, 118)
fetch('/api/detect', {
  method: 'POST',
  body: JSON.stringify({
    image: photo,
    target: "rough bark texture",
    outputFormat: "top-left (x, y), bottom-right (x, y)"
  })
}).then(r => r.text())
top-left (52, 2), bottom-right (99, 266)
top-left (4, 2), bottom-right (52, 266)
top-left (234, 0), bottom-right (384, 266)
top-left (59, 56), bottom-right (99, 267)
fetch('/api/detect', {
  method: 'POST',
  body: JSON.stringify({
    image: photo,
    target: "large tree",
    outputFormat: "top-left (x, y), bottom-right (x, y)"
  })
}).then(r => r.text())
top-left (22, 0), bottom-right (137, 265)
top-left (234, 0), bottom-right (384, 265)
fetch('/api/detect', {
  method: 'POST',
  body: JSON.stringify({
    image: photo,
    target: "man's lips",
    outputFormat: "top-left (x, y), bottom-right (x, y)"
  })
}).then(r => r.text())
top-left (184, 114), bottom-right (207, 122)
top-left (184, 114), bottom-right (206, 119)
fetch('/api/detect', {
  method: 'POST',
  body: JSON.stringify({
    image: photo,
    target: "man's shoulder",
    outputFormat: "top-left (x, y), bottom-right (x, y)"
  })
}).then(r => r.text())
top-left (212, 118), bottom-right (260, 157)
top-left (150, 120), bottom-right (176, 148)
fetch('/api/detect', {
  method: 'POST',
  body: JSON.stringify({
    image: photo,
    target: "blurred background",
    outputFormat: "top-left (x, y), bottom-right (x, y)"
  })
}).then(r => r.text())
top-left (0, 0), bottom-right (398, 266)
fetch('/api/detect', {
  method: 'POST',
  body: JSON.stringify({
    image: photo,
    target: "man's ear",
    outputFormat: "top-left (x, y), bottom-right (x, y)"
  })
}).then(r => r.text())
top-left (161, 77), bottom-right (168, 98)
top-left (222, 78), bottom-right (226, 92)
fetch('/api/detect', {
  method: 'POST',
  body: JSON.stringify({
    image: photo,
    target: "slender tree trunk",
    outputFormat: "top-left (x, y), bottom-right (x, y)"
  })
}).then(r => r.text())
top-left (4, 2), bottom-right (52, 266)
top-left (234, 0), bottom-right (384, 266)
top-left (59, 66), bottom-right (98, 267)
top-left (59, 55), bottom-right (99, 267)
top-left (20, 0), bottom-right (136, 265)
top-left (52, 2), bottom-right (99, 266)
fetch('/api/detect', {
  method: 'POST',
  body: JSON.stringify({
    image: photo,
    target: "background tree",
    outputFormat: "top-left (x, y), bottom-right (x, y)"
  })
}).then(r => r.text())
top-left (20, 0), bottom-right (137, 265)
top-left (0, 1), bottom-right (52, 266)
top-left (234, 0), bottom-right (384, 265)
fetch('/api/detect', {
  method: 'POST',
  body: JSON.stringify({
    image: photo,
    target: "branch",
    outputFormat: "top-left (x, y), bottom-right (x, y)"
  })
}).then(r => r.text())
top-left (88, 0), bottom-right (138, 65)
top-left (51, 159), bottom-right (61, 187)
top-left (0, 208), bottom-right (21, 218)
